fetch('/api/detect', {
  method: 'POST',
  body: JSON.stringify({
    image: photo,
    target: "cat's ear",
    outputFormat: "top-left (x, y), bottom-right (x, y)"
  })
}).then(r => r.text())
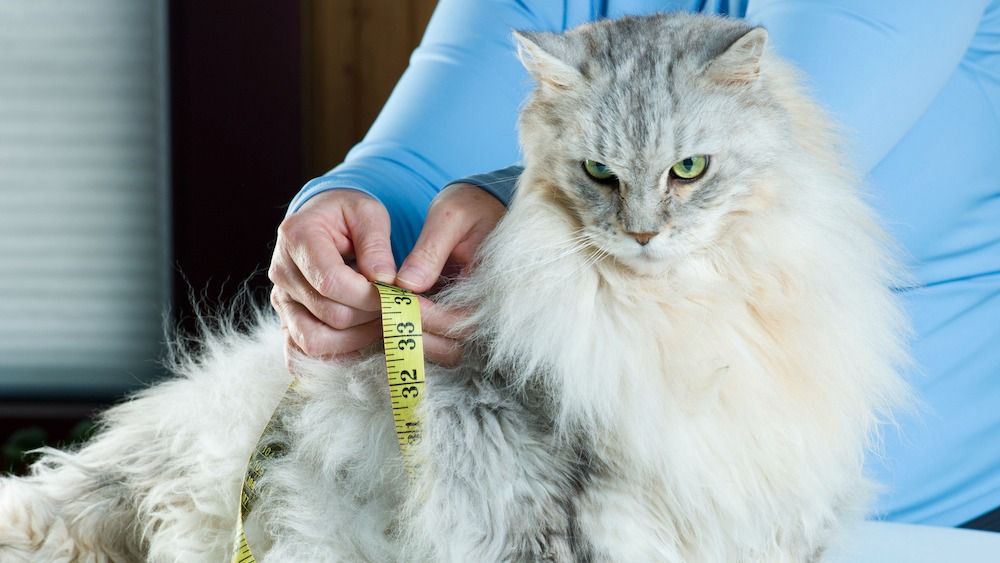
top-left (513, 30), bottom-right (583, 90)
top-left (705, 27), bottom-right (768, 84)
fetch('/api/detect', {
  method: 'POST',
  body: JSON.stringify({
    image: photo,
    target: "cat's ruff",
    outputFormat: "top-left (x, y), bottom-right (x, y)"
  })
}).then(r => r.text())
top-left (0, 13), bottom-right (908, 563)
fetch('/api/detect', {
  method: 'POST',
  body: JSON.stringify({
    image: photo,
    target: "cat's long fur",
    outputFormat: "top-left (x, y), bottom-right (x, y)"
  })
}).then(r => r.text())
top-left (0, 14), bottom-right (908, 562)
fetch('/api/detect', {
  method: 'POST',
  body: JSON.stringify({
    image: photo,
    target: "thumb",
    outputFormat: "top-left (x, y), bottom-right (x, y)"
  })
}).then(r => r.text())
top-left (396, 207), bottom-right (469, 293)
top-left (345, 200), bottom-right (396, 284)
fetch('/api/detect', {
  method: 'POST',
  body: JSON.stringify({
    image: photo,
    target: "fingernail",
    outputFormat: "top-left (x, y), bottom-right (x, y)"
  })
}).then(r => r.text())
top-left (372, 264), bottom-right (395, 284)
top-left (396, 265), bottom-right (426, 289)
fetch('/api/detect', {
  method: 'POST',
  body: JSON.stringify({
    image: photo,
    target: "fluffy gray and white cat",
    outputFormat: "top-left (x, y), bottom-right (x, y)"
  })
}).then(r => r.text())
top-left (0, 13), bottom-right (908, 562)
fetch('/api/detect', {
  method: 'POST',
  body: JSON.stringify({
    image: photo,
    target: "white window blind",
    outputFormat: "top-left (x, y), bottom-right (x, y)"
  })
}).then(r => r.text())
top-left (0, 0), bottom-right (170, 396)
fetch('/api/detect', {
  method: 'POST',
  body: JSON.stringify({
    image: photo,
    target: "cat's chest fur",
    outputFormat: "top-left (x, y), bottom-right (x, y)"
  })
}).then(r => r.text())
top-left (509, 273), bottom-right (855, 559)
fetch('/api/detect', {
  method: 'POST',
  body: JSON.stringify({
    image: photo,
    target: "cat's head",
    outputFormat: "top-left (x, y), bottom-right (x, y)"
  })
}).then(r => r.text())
top-left (515, 14), bottom-right (792, 275)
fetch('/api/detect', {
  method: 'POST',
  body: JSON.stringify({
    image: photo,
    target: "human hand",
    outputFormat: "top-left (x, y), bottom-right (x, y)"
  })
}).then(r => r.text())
top-left (269, 184), bottom-right (505, 368)
top-left (395, 183), bottom-right (506, 365)
top-left (269, 189), bottom-right (394, 367)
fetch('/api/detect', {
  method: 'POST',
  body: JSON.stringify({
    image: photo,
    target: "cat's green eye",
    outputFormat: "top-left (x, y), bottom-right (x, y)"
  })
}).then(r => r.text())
top-left (670, 155), bottom-right (709, 181)
top-left (582, 160), bottom-right (618, 185)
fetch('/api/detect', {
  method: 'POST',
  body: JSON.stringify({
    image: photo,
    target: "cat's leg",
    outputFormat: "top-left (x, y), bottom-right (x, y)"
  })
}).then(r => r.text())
top-left (0, 322), bottom-right (292, 562)
top-left (400, 375), bottom-right (586, 563)
top-left (573, 474), bottom-right (687, 563)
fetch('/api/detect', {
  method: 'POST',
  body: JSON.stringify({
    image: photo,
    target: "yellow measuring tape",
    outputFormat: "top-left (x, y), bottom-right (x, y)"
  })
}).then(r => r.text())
top-left (373, 282), bottom-right (428, 472)
top-left (231, 282), bottom-right (426, 563)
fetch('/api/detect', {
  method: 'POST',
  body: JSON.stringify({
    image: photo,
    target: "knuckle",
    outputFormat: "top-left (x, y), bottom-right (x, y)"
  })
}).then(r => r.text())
top-left (315, 271), bottom-right (341, 298)
top-left (275, 301), bottom-right (294, 321)
top-left (296, 331), bottom-right (323, 357)
top-left (282, 331), bottom-right (297, 351)
top-left (276, 217), bottom-right (301, 243)
top-left (285, 318), bottom-right (304, 348)
top-left (410, 244), bottom-right (440, 266)
top-left (353, 195), bottom-right (385, 216)
top-left (326, 304), bottom-right (355, 330)
top-left (431, 196), bottom-right (464, 221)
top-left (267, 262), bottom-right (286, 285)
top-left (357, 235), bottom-right (390, 259)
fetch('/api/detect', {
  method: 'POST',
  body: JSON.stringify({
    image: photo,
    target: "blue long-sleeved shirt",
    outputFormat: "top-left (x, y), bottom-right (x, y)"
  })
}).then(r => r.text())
top-left (291, 0), bottom-right (1000, 527)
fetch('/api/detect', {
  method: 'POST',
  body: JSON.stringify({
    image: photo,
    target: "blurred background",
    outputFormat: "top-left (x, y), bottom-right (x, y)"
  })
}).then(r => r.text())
top-left (0, 0), bottom-right (436, 473)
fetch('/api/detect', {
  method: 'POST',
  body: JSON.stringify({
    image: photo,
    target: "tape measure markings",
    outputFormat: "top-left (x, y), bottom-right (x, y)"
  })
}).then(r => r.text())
top-left (230, 418), bottom-right (286, 563)
top-left (375, 281), bottom-right (427, 465)
top-left (230, 282), bottom-right (425, 562)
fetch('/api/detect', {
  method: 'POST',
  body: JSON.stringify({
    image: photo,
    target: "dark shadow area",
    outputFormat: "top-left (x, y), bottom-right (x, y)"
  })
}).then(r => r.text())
top-left (169, 0), bottom-right (304, 335)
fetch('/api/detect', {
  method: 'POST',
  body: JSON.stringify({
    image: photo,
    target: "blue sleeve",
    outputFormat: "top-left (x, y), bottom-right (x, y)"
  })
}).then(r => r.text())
top-left (744, 0), bottom-right (988, 174)
top-left (289, 0), bottom-right (602, 263)
top-left (445, 165), bottom-right (524, 206)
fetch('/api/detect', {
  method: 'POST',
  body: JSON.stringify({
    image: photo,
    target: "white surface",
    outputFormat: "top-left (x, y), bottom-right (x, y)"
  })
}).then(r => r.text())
top-left (827, 521), bottom-right (1000, 562)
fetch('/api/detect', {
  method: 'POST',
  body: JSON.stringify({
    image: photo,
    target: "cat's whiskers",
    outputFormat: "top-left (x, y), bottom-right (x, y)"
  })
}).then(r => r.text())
top-left (501, 229), bottom-right (596, 274)
top-left (556, 238), bottom-right (611, 284)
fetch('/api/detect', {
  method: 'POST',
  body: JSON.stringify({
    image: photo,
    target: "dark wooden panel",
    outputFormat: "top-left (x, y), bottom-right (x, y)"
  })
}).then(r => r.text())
top-left (356, 1), bottom-right (416, 131)
top-left (302, 0), bottom-right (358, 177)
top-left (410, 0), bottom-right (438, 41)
top-left (302, 0), bottom-right (437, 179)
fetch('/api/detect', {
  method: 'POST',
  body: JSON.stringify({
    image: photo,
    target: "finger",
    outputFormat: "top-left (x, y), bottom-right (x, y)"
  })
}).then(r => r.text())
top-left (271, 286), bottom-right (289, 327)
top-left (275, 257), bottom-right (379, 330)
top-left (396, 206), bottom-right (471, 293)
top-left (438, 184), bottom-right (506, 270)
top-left (423, 332), bottom-right (462, 367)
top-left (344, 198), bottom-right (396, 284)
top-left (282, 299), bottom-right (382, 357)
top-left (418, 296), bottom-right (471, 340)
top-left (271, 286), bottom-right (301, 331)
top-left (280, 225), bottom-right (380, 311)
top-left (283, 328), bottom-right (303, 375)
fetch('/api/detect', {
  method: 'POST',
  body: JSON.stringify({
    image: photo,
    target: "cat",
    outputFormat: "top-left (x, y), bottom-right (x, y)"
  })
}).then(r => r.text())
top-left (0, 13), bottom-right (908, 562)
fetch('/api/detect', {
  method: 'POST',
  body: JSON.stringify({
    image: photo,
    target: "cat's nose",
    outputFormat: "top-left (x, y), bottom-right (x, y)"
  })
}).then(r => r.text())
top-left (627, 231), bottom-right (658, 246)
